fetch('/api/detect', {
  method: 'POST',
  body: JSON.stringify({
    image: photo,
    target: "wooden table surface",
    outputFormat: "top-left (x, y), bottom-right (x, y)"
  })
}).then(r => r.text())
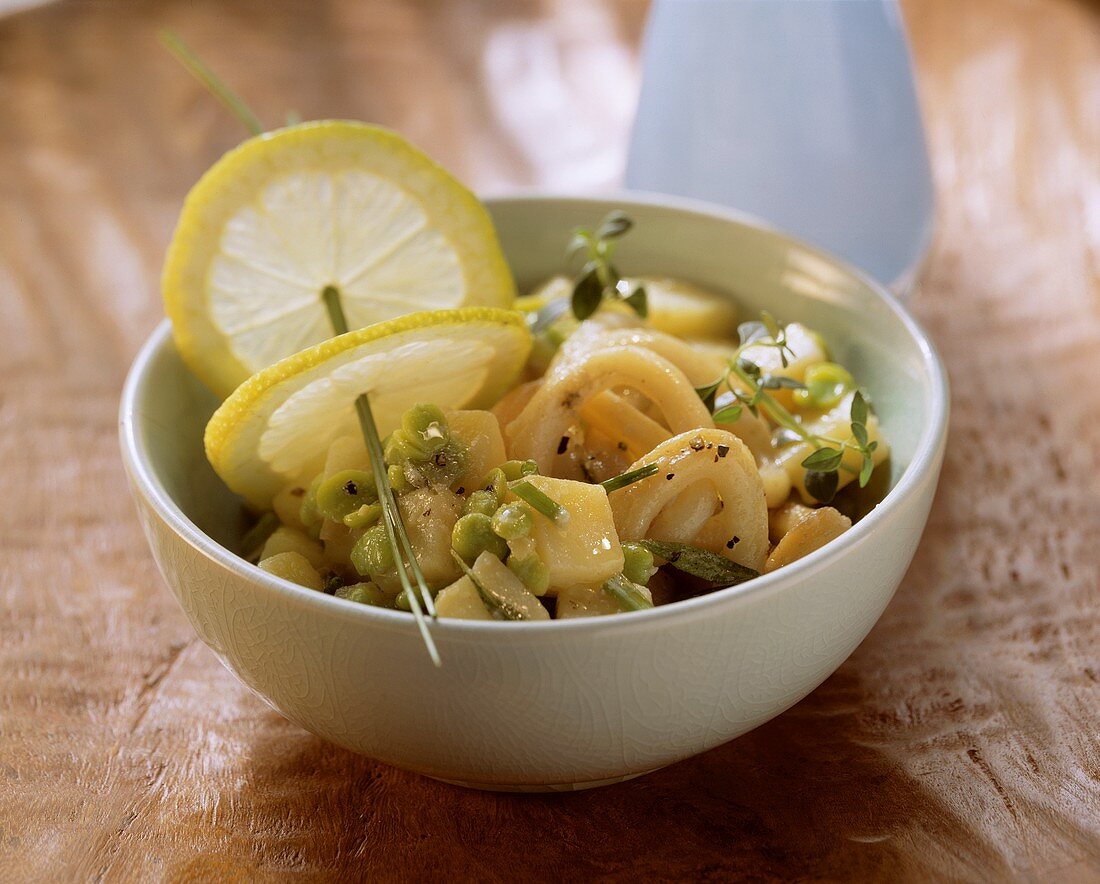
top-left (2, 0), bottom-right (1098, 880)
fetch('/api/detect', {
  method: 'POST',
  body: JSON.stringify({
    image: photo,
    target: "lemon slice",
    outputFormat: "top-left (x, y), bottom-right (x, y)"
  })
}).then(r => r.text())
top-left (205, 308), bottom-right (531, 508)
top-left (164, 120), bottom-right (516, 396)
top-left (515, 275), bottom-right (738, 339)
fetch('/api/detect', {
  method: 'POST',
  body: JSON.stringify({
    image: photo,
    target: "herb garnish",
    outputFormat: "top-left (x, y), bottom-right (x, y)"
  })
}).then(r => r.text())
top-left (636, 540), bottom-right (759, 586)
top-left (159, 31), bottom-right (264, 136)
top-left (510, 481), bottom-right (570, 526)
top-left (602, 573), bottom-right (655, 611)
top-left (600, 463), bottom-right (659, 494)
top-left (567, 211), bottom-right (648, 321)
top-left (697, 315), bottom-right (879, 502)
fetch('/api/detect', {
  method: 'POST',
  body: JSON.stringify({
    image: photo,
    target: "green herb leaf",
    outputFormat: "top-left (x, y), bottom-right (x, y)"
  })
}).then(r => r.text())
top-left (851, 390), bottom-right (869, 426)
top-left (851, 420), bottom-right (869, 447)
top-left (694, 378), bottom-right (722, 410)
top-left (737, 320), bottom-right (770, 347)
top-left (761, 375), bottom-right (807, 391)
top-left (736, 357), bottom-right (762, 380)
top-left (859, 454), bottom-right (875, 488)
top-left (566, 230), bottom-right (591, 259)
top-left (324, 285), bottom-right (441, 667)
top-left (596, 210), bottom-right (633, 240)
top-left (804, 469), bottom-right (839, 503)
top-left (624, 284), bottom-right (648, 318)
top-left (635, 540), bottom-right (759, 586)
top-left (801, 447), bottom-right (843, 471)
top-left (571, 265), bottom-right (604, 320)
top-left (712, 404), bottom-right (743, 423)
top-left (773, 427), bottom-right (804, 447)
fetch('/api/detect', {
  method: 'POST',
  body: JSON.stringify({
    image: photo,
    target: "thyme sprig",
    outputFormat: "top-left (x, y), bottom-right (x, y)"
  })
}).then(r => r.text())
top-left (567, 211), bottom-right (648, 321)
top-left (699, 316), bottom-right (879, 502)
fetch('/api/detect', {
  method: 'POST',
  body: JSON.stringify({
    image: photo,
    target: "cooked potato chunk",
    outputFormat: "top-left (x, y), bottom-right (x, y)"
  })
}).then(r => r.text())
top-left (512, 475), bottom-right (624, 589)
top-left (258, 551), bottom-right (323, 591)
top-left (260, 526), bottom-right (326, 571)
top-left (556, 581), bottom-right (652, 619)
top-left (470, 552), bottom-right (550, 620)
top-left (768, 501), bottom-right (816, 544)
top-left (435, 575), bottom-right (494, 620)
top-left (398, 487), bottom-right (464, 586)
top-left (271, 484), bottom-right (309, 532)
top-left (764, 506), bottom-right (851, 573)
top-left (447, 410), bottom-right (506, 490)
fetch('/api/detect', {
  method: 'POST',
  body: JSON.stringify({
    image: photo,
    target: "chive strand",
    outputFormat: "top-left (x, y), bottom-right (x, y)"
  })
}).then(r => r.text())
top-left (326, 286), bottom-right (440, 666)
top-left (603, 574), bottom-right (654, 612)
top-left (600, 463), bottom-right (659, 494)
top-left (159, 30), bottom-right (264, 136)
top-left (355, 395), bottom-right (437, 618)
top-left (510, 481), bottom-right (569, 526)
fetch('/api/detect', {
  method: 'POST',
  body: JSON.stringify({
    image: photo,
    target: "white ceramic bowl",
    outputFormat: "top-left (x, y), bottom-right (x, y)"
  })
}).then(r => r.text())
top-left (120, 194), bottom-right (948, 792)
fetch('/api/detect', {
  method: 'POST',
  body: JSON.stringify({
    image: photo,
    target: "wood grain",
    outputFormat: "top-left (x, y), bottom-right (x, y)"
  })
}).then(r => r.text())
top-left (1, 0), bottom-right (1098, 880)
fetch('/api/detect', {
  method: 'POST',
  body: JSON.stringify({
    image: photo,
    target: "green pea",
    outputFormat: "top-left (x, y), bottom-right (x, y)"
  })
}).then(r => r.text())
top-left (350, 523), bottom-right (394, 578)
top-left (383, 430), bottom-right (419, 465)
top-left (299, 475), bottom-right (324, 531)
top-left (387, 463), bottom-right (412, 495)
top-left (394, 586), bottom-right (438, 611)
top-left (793, 362), bottom-right (855, 410)
top-left (491, 502), bottom-right (532, 540)
top-left (336, 582), bottom-right (392, 607)
top-left (464, 489), bottom-right (499, 518)
top-left (451, 512), bottom-right (509, 563)
top-left (480, 467), bottom-right (508, 504)
top-left (343, 502), bottom-right (382, 530)
top-left (315, 469), bottom-right (377, 522)
top-left (621, 542), bottom-right (656, 586)
top-left (507, 553), bottom-right (550, 596)
top-left (418, 438), bottom-right (468, 487)
top-left (402, 403), bottom-right (449, 453)
top-left (499, 459), bottom-right (539, 482)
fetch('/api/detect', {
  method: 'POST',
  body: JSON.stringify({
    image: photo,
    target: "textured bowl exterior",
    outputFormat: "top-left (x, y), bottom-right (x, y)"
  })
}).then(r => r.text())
top-left (121, 194), bottom-right (948, 790)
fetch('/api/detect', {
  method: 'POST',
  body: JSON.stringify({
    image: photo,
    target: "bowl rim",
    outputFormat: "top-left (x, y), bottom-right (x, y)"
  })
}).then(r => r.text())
top-left (120, 190), bottom-right (949, 641)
